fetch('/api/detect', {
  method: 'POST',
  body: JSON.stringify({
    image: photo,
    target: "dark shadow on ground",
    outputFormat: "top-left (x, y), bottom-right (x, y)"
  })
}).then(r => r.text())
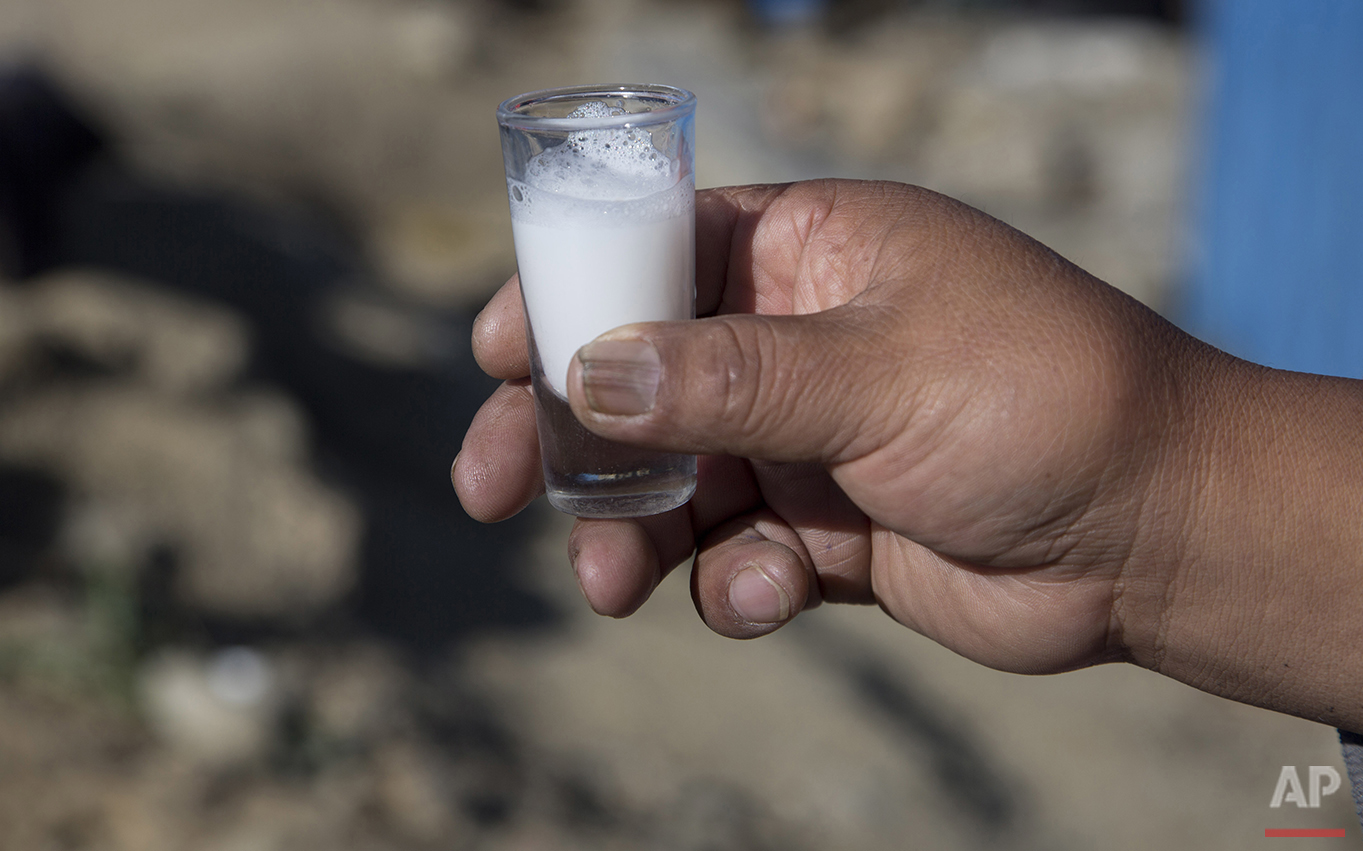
top-left (0, 463), bottom-right (65, 590)
top-left (791, 619), bottom-right (1021, 841)
top-left (39, 163), bottom-right (560, 653)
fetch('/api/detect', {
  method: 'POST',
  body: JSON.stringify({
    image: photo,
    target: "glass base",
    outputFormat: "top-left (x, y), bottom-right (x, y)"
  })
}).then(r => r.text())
top-left (524, 311), bottom-right (696, 519)
top-left (547, 478), bottom-right (697, 518)
top-left (531, 371), bottom-right (696, 519)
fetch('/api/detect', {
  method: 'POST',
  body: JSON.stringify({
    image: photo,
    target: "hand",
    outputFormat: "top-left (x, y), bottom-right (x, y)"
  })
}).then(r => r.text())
top-left (457, 180), bottom-right (1193, 672)
top-left (455, 180), bottom-right (1363, 730)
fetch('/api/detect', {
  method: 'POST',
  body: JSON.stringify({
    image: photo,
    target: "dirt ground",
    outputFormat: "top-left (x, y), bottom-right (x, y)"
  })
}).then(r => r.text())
top-left (0, 0), bottom-right (1355, 848)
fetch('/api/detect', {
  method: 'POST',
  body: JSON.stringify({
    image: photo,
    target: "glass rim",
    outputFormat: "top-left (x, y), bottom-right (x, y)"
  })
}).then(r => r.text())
top-left (496, 84), bottom-right (696, 132)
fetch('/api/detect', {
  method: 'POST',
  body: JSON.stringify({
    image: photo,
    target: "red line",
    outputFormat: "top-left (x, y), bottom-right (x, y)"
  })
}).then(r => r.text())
top-left (1265, 828), bottom-right (1347, 838)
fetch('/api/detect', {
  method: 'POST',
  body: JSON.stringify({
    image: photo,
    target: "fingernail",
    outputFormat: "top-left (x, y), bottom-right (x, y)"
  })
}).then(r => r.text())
top-left (729, 566), bottom-right (790, 624)
top-left (578, 339), bottom-right (660, 415)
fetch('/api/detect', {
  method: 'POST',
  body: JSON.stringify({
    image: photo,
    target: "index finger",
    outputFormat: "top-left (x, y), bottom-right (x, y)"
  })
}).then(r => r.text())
top-left (695, 184), bottom-right (789, 316)
top-left (472, 274), bottom-right (529, 379)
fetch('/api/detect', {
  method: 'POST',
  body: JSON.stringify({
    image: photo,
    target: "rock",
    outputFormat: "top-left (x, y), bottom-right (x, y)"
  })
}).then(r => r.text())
top-left (59, 497), bottom-right (150, 576)
top-left (919, 78), bottom-right (1060, 207)
top-left (319, 287), bottom-right (466, 369)
top-left (758, 23), bottom-right (968, 166)
top-left (0, 384), bottom-right (361, 617)
top-left (913, 19), bottom-right (1187, 304)
top-left (976, 21), bottom-right (1155, 95)
top-left (137, 647), bottom-right (280, 766)
top-left (295, 643), bottom-right (409, 746)
top-left (373, 737), bottom-right (461, 842)
top-left (16, 0), bottom-right (512, 234)
top-left (367, 201), bottom-right (514, 309)
top-left (28, 270), bottom-right (250, 394)
top-left (0, 582), bottom-right (84, 652)
top-left (0, 687), bottom-right (148, 851)
top-left (103, 777), bottom-right (190, 851)
top-left (389, 0), bottom-right (478, 82)
top-left (659, 781), bottom-right (787, 851)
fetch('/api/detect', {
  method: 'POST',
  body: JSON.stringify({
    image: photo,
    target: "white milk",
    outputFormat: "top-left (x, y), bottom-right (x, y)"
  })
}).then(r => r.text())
top-left (509, 103), bottom-right (695, 396)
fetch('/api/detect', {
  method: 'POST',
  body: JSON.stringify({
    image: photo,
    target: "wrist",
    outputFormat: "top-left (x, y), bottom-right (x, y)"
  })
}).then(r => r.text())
top-left (1128, 346), bottom-right (1363, 729)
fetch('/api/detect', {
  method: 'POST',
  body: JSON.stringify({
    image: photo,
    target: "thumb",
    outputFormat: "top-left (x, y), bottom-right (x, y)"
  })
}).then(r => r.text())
top-left (565, 306), bottom-right (904, 464)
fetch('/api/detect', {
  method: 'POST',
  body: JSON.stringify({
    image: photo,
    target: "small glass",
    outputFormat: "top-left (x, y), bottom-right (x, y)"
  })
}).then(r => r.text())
top-left (497, 84), bottom-right (698, 518)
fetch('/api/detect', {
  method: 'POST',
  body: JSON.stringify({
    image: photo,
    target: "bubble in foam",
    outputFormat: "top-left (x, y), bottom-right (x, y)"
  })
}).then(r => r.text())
top-left (567, 102), bottom-right (623, 120)
top-left (522, 99), bottom-right (676, 202)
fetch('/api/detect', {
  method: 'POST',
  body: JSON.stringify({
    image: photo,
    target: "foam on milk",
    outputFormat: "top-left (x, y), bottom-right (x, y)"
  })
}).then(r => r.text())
top-left (526, 102), bottom-right (671, 197)
top-left (509, 101), bottom-right (695, 396)
top-left (509, 102), bottom-right (692, 225)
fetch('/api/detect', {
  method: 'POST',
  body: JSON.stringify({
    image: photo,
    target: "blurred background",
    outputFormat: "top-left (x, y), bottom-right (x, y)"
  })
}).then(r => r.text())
top-left (0, 0), bottom-right (1356, 849)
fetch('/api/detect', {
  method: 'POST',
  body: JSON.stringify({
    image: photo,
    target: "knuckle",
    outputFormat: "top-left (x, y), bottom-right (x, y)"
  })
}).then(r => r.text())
top-left (719, 318), bottom-right (791, 446)
top-left (682, 313), bottom-right (858, 459)
top-left (691, 318), bottom-right (765, 441)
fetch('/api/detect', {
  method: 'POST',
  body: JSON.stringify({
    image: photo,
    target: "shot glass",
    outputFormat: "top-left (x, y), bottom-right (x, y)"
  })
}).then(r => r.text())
top-left (497, 84), bottom-right (698, 518)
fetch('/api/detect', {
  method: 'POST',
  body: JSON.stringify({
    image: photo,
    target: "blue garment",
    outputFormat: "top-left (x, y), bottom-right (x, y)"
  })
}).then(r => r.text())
top-left (1181, 0), bottom-right (1363, 378)
top-left (1184, 0), bottom-right (1363, 828)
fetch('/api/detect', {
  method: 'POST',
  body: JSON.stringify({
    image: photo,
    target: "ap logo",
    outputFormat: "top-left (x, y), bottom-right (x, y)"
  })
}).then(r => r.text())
top-left (1271, 766), bottom-right (1342, 808)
